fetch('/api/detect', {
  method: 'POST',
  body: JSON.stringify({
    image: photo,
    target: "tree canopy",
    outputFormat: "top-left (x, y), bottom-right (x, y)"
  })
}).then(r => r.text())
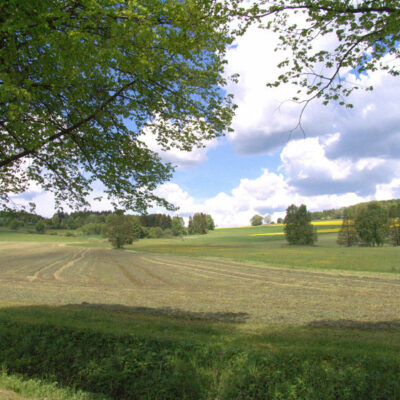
top-left (241, 1), bottom-right (400, 111)
top-left (354, 202), bottom-right (389, 246)
top-left (284, 204), bottom-right (316, 245)
top-left (250, 214), bottom-right (263, 226)
top-left (1, 0), bottom-right (237, 212)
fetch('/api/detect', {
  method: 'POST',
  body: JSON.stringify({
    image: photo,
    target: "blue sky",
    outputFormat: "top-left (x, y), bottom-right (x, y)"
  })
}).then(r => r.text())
top-left (172, 140), bottom-right (282, 200)
top-left (14, 24), bottom-right (400, 227)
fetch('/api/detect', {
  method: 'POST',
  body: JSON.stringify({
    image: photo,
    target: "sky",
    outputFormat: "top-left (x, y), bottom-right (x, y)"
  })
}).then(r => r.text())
top-left (12, 24), bottom-right (400, 227)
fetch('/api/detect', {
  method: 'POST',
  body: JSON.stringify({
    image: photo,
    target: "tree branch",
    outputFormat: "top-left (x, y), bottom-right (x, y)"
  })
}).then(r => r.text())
top-left (0, 80), bottom-right (135, 169)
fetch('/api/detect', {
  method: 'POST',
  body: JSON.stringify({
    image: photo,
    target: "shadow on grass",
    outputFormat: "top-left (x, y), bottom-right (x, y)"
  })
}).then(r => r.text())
top-left (71, 302), bottom-right (250, 323)
top-left (1, 304), bottom-right (400, 399)
top-left (308, 319), bottom-right (400, 330)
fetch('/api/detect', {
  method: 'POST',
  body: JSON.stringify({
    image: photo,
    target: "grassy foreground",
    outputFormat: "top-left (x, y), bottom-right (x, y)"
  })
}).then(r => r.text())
top-left (0, 304), bottom-right (399, 399)
top-left (0, 229), bottom-right (399, 398)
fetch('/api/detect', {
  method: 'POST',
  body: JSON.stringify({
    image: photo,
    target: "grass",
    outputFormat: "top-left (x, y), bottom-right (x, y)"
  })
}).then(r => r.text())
top-left (130, 231), bottom-right (400, 274)
top-left (1, 239), bottom-right (399, 324)
top-left (0, 228), bottom-right (399, 398)
top-left (0, 304), bottom-right (399, 399)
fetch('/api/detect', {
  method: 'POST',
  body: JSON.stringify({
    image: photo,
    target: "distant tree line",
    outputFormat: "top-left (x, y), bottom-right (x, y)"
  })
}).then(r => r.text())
top-left (0, 209), bottom-right (216, 248)
top-left (250, 214), bottom-right (273, 226)
top-left (310, 208), bottom-right (344, 220)
top-left (282, 200), bottom-right (400, 247)
top-left (337, 201), bottom-right (400, 247)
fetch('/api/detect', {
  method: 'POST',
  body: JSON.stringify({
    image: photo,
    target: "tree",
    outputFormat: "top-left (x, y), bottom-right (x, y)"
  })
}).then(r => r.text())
top-left (389, 217), bottom-right (400, 247)
top-left (337, 216), bottom-right (359, 247)
top-left (188, 216), bottom-right (194, 235)
top-left (250, 214), bottom-right (263, 226)
top-left (206, 214), bottom-right (215, 230)
top-left (1, 0), bottom-right (237, 212)
top-left (263, 214), bottom-right (272, 225)
top-left (35, 221), bottom-right (46, 234)
top-left (171, 216), bottom-right (186, 237)
top-left (9, 219), bottom-right (20, 231)
top-left (242, 1), bottom-right (400, 112)
top-left (277, 217), bottom-right (283, 224)
top-left (191, 213), bottom-right (208, 234)
top-left (354, 202), bottom-right (389, 246)
top-left (284, 204), bottom-right (316, 245)
top-left (105, 214), bottom-right (136, 249)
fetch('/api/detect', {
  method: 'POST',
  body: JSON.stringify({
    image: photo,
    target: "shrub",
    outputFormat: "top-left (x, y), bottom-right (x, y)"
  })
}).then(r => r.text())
top-left (148, 227), bottom-right (163, 239)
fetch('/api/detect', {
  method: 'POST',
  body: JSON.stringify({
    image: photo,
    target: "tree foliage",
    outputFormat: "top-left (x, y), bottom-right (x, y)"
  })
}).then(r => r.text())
top-left (105, 214), bottom-right (136, 249)
top-left (250, 214), bottom-right (263, 226)
top-left (354, 202), bottom-right (389, 246)
top-left (241, 1), bottom-right (400, 111)
top-left (0, 0), bottom-right (237, 212)
top-left (188, 213), bottom-right (210, 234)
top-left (206, 214), bottom-right (215, 231)
top-left (284, 204), bottom-right (316, 245)
top-left (171, 216), bottom-right (186, 237)
top-left (337, 216), bottom-right (359, 247)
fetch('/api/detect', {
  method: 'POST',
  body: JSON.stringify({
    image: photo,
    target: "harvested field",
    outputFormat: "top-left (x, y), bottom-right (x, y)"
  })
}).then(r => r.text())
top-left (1, 242), bottom-right (399, 324)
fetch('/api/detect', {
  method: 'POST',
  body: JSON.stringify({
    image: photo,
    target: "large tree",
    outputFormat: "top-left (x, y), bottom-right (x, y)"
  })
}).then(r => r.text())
top-left (0, 0), bottom-right (237, 212)
top-left (105, 214), bottom-right (136, 249)
top-left (241, 1), bottom-right (400, 112)
top-left (284, 204), bottom-right (316, 245)
top-left (354, 202), bottom-right (389, 246)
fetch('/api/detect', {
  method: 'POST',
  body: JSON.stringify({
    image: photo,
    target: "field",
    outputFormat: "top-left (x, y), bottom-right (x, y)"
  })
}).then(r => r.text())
top-left (0, 228), bottom-right (399, 399)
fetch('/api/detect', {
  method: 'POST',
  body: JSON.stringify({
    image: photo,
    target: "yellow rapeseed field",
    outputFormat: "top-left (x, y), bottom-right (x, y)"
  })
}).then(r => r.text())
top-left (217, 220), bottom-right (342, 230)
top-left (249, 228), bottom-right (340, 237)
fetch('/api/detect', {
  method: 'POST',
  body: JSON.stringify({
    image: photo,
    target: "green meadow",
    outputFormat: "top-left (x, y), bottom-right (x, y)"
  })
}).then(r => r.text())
top-left (0, 226), bottom-right (399, 399)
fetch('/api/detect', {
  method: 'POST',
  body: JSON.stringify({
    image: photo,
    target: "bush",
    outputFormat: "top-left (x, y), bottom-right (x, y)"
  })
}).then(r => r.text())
top-left (9, 219), bottom-right (20, 231)
top-left (163, 228), bottom-right (173, 238)
top-left (80, 223), bottom-right (105, 235)
top-left (35, 221), bottom-right (45, 234)
top-left (148, 227), bottom-right (163, 239)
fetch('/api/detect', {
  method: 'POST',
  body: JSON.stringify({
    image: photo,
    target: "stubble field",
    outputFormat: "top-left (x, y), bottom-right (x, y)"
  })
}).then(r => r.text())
top-left (0, 230), bottom-right (400, 399)
top-left (0, 235), bottom-right (399, 324)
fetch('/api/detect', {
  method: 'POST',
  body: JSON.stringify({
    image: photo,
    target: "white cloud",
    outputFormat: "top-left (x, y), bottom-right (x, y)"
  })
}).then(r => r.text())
top-left (141, 131), bottom-right (218, 170)
top-left (225, 25), bottom-right (400, 164)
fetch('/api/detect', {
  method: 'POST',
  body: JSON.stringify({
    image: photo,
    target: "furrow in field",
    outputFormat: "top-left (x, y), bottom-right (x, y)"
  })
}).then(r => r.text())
top-left (120, 255), bottom-right (172, 285)
top-left (25, 249), bottom-right (84, 281)
top-left (145, 255), bottom-right (399, 295)
top-left (53, 249), bottom-right (89, 281)
top-left (173, 255), bottom-right (400, 287)
top-left (143, 255), bottom-right (313, 289)
top-left (112, 257), bottom-right (144, 286)
top-left (138, 256), bottom-right (214, 282)
top-left (175, 254), bottom-right (400, 287)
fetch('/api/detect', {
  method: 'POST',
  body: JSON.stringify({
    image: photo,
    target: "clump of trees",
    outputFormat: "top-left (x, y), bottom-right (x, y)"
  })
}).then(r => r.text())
top-left (337, 201), bottom-right (400, 247)
top-left (188, 213), bottom-right (215, 235)
top-left (336, 216), bottom-right (359, 247)
top-left (284, 204), bottom-right (317, 245)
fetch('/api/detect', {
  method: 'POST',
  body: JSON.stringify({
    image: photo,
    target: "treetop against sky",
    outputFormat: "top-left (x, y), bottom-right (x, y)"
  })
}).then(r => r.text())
top-left (2, 0), bottom-right (400, 226)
